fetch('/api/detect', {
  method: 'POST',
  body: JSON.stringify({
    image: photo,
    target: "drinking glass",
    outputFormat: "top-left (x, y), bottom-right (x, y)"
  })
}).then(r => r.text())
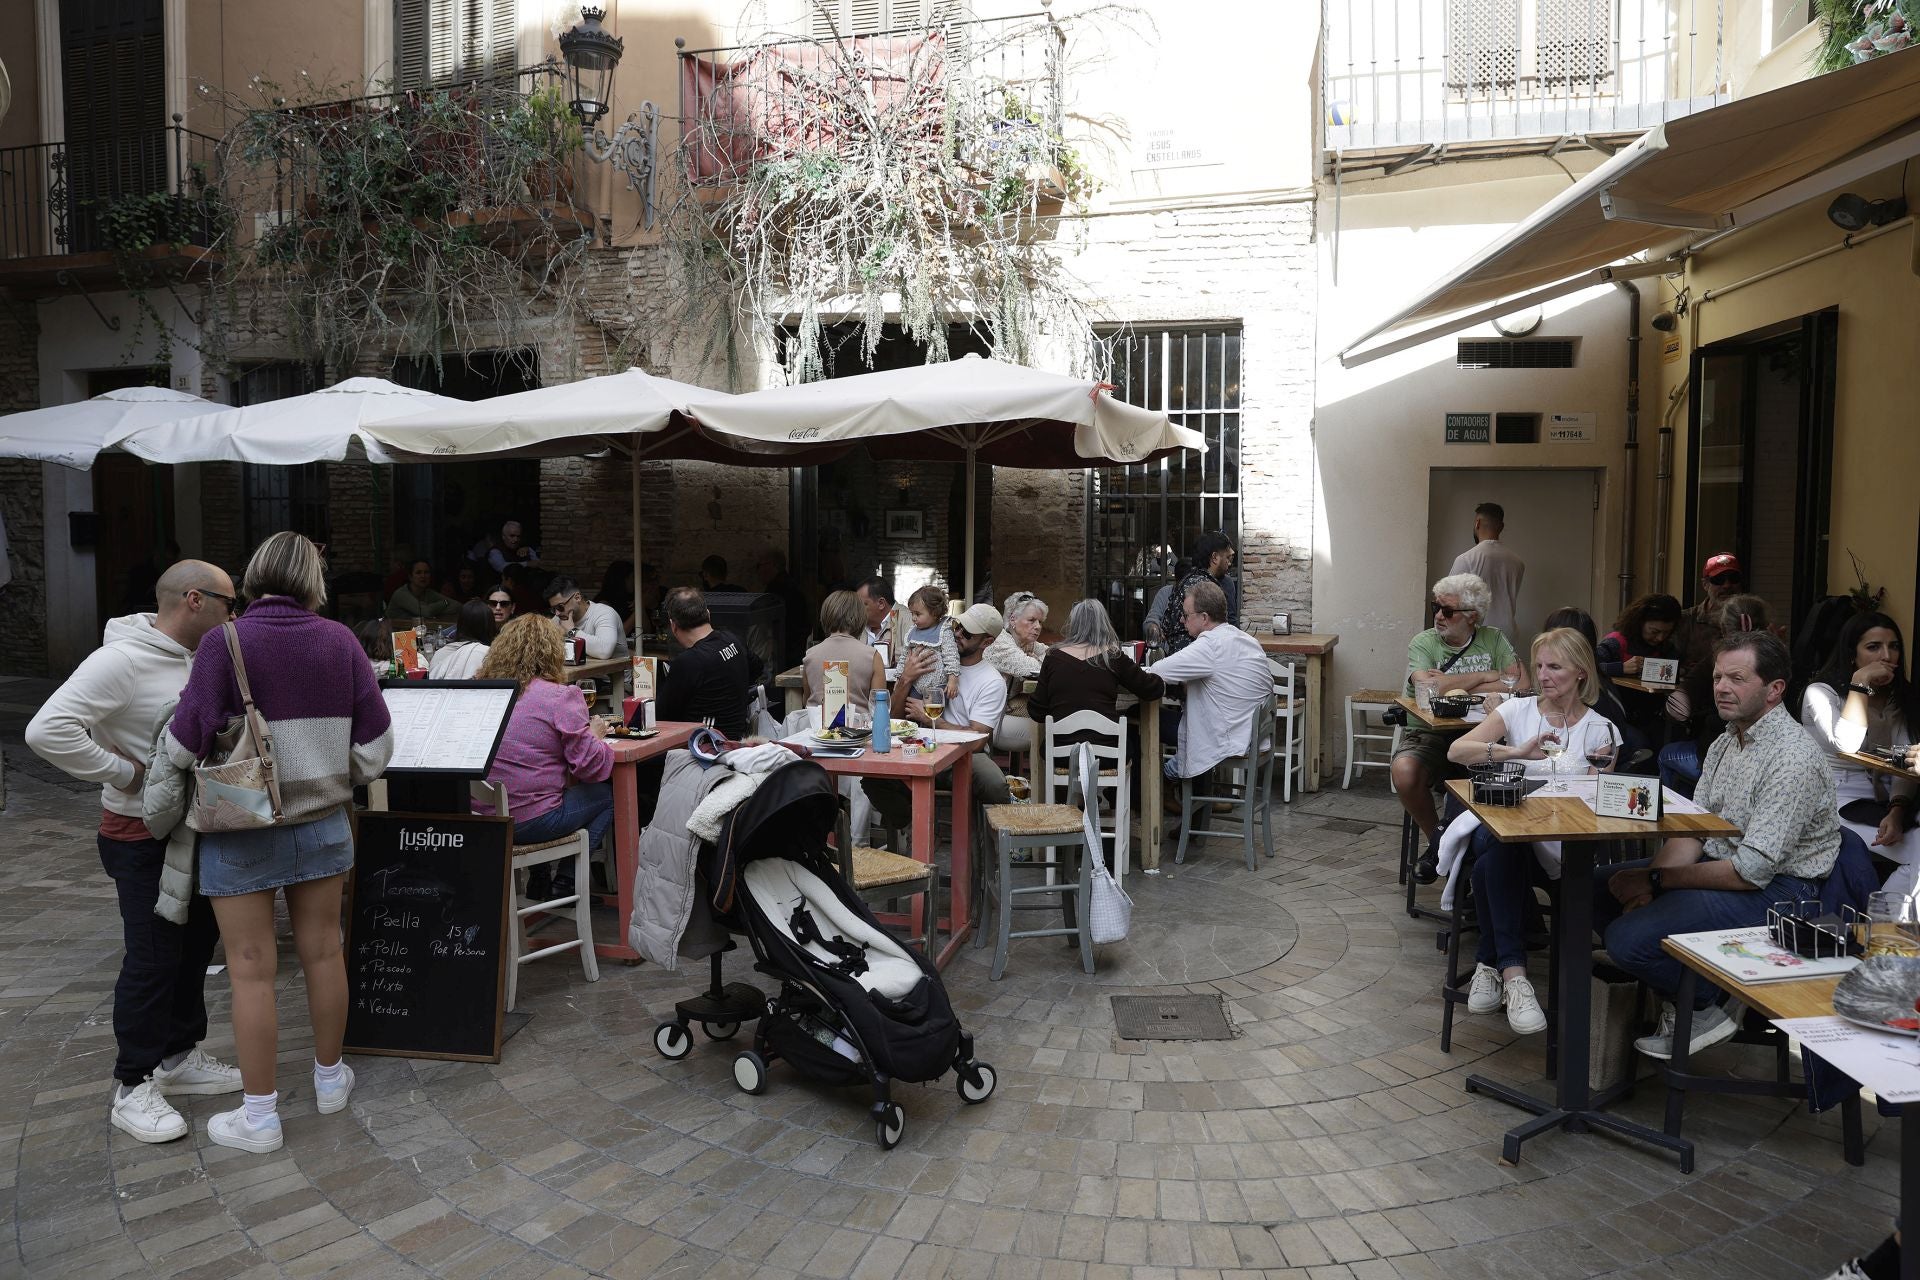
top-left (1541, 736), bottom-right (1565, 792)
top-left (923, 694), bottom-right (946, 726)
top-left (1866, 891), bottom-right (1920, 958)
top-left (1585, 722), bottom-right (1619, 775)
top-left (1500, 672), bottom-right (1519, 698)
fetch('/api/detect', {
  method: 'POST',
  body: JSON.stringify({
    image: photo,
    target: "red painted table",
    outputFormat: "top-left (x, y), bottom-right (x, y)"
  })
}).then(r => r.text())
top-left (600, 722), bottom-right (699, 962)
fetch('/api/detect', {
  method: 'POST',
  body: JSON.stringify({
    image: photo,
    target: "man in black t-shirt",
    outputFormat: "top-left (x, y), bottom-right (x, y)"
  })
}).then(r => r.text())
top-left (657, 587), bottom-right (760, 738)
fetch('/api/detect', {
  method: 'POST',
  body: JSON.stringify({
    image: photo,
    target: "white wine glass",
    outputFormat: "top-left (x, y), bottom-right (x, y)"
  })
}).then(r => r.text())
top-left (1540, 720), bottom-right (1565, 793)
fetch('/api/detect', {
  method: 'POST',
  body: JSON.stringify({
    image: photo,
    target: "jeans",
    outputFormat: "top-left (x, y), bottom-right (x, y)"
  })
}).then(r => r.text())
top-left (515, 782), bottom-right (614, 851)
top-left (1467, 825), bottom-right (1551, 972)
top-left (98, 833), bottom-right (221, 1087)
top-left (1591, 857), bottom-right (1821, 1008)
top-left (1658, 740), bottom-right (1702, 798)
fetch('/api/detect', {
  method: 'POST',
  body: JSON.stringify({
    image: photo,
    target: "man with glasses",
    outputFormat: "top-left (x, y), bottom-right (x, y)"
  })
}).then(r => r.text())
top-left (1675, 552), bottom-right (1744, 676)
top-left (26, 560), bottom-right (243, 1144)
top-left (1394, 572), bottom-right (1526, 882)
top-left (547, 576), bottom-right (628, 661)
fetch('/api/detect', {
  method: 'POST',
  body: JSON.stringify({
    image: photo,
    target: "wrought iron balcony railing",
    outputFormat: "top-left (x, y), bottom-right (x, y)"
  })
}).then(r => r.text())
top-left (1322, 0), bottom-right (1728, 167)
top-left (0, 117), bottom-right (222, 262)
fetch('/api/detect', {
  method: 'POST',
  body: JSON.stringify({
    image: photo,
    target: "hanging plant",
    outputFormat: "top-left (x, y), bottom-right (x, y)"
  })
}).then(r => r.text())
top-left (1815, 0), bottom-right (1918, 72)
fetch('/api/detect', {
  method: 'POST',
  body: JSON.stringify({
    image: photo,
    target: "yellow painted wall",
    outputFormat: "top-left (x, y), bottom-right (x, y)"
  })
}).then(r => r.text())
top-left (1641, 159), bottom-right (1920, 641)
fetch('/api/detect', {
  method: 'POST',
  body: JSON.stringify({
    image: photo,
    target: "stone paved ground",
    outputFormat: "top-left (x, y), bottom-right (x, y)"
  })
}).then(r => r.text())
top-left (0, 675), bottom-right (1896, 1279)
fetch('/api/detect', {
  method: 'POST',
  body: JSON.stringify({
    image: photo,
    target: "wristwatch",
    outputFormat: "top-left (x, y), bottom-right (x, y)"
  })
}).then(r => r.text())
top-left (1647, 868), bottom-right (1664, 896)
top-left (1847, 683), bottom-right (1877, 697)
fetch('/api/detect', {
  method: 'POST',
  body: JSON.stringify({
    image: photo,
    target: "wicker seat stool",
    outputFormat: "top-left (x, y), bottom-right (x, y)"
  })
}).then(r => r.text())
top-left (976, 799), bottom-right (1097, 982)
top-left (834, 804), bottom-right (938, 954)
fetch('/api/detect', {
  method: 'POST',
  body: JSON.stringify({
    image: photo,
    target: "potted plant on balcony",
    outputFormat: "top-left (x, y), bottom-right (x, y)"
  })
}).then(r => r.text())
top-left (504, 85), bottom-right (585, 203)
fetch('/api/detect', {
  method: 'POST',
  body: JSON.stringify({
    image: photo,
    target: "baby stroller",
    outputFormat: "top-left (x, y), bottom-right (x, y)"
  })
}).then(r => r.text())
top-left (699, 759), bottom-right (997, 1148)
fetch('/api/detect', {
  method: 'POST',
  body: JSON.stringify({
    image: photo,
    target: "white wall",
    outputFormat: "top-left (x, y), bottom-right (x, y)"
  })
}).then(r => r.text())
top-left (1313, 158), bottom-right (1645, 750)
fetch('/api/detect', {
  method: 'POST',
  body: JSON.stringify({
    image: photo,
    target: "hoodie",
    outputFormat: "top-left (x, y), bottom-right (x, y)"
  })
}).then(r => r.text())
top-left (26, 614), bottom-right (194, 820)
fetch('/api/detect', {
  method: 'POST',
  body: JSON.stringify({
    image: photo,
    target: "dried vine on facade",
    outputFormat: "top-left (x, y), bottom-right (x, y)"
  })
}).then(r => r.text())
top-left (662, 6), bottom-right (1123, 382)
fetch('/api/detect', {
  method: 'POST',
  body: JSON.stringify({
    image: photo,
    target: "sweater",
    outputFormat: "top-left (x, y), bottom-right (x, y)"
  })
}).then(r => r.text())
top-left (165, 599), bottom-right (394, 824)
top-left (482, 679), bottom-right (614, 825)
top-left (985, 630), bottom-right (1047, 680)
top-left (27, 613), bottom-right (194, 820)
top-left (1027, 647), bottom-right (1165, 736)
top-left (1594, 629), bottom-right (1677, 678)
top-left (429, 640), bottom-right (489, 680)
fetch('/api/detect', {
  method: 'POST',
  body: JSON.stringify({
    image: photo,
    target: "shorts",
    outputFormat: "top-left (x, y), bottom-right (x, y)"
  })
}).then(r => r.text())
top-left (198, 807), bottom-right (354, 897)
top-left (1392, 727), bottom-right (1451, 777)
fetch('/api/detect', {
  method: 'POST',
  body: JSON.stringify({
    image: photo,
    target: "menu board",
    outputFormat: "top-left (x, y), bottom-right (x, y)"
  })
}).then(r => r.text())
top-left (344, 811), bottom-right (511, 1062)
top-left (380, 681), bottom-right (517, 775)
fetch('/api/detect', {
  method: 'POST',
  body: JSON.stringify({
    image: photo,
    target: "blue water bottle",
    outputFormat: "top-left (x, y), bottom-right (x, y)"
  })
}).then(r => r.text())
top-left (872, 689), bottom-right (891, 753)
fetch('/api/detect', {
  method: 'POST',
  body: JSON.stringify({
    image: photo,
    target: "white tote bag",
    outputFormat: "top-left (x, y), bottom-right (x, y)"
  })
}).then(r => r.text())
top-left (1076, 744), bottom-right (1132, 944)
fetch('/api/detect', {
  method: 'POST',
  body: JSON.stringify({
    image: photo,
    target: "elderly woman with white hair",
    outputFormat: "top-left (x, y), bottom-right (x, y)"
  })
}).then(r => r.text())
top-left (1392, 571), bottom-right (1528, 885)
top-left (984, 590), bottom-right (1050, 754)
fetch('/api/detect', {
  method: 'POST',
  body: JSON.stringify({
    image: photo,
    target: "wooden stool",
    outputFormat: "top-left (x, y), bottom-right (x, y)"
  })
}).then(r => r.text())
top-left (1344, 689), bottom-right (1403, 788)
top-left (977, 802), bottom-right (1096, 982)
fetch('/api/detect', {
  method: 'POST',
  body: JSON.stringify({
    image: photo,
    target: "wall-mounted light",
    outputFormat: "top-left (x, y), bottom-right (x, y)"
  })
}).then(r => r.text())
top-left (1827, 191), bottom-right (1908, 232)
top-left (557, 6), bottom-right (658, 233)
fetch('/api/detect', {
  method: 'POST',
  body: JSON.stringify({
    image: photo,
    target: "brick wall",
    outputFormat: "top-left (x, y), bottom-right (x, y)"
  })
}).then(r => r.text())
top-left (0, 310), bottom-right (47, 675)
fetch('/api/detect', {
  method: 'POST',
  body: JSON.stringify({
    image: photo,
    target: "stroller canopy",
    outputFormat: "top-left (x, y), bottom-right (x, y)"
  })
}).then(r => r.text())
top-left (703, 759), bottom-right (843, 928)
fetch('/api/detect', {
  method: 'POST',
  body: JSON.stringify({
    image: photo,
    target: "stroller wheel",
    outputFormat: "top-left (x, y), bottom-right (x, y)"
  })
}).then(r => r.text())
top-left (653, 1022), bottom-right (692, 1060)
top-left (874, 1102), bottom-right (905, 1150)
top-left (702, 1020), bottom-right (741, 1041)
top-left (956, 1061), bottom-right (997, 1105)
top-left (732, 1050), bottom-right (769, 1095)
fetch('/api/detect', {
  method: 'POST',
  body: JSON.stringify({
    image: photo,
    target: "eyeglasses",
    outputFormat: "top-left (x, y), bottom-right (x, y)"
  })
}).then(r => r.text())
top-left (1706, 572), bottom-right (1743, 586)
top-left (488, 596), bottom-right (513, 608)
top-left (1431, 602), bottom-right (1468, 618)
top-left (190, 588), bottom-right (241, 613)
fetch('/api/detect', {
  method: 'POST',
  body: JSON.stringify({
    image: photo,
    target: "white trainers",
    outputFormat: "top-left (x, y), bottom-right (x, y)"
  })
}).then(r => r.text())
top-left (315, 1064), bottom-right (355, 1116)
top-left (1818, 1261), bottom-right (1870, 1280)
top-left (207, 1106), bottom-right (283, 1153)
top-left (152, 1047), bottom-right (243, 1097)
top-left (109, 1078), bottom-right (189, 1144)
top-left (1466, 963), bottom-right (1503, 1015)
top-left (1634, 1002), bottom-right (1738, 1060)
top-left (1502, 975), bottom-right (1547, 1035)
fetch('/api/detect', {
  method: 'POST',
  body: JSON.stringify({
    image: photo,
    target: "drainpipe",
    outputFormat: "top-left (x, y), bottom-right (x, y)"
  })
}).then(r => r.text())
top-left (1653, 376), bottom-right (1686, 594)
top-left (1613, 279), bottom-right (1640, 613)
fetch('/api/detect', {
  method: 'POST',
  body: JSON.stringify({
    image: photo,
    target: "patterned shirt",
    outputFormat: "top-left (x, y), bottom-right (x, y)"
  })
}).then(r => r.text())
top-left (1696, 702), bottom-right (1840, 887)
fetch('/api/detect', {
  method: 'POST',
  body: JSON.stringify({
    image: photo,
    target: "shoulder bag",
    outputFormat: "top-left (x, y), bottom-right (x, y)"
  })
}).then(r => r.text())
top-left (1077, 744), bottom-right (1133, 945)
top-left (187, 622), bottom-right (285, 832)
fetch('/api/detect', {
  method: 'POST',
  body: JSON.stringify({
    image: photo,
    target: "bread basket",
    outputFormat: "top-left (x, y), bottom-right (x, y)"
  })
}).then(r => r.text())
top-left (1468, 760), bottom-right (1529, 807)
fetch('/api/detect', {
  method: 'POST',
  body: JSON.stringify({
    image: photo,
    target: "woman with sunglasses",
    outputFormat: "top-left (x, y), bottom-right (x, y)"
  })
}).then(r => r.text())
top-left (487, 586), bottom-right (518, 626)
top-left (164, 532), bottom-right (393, 1153)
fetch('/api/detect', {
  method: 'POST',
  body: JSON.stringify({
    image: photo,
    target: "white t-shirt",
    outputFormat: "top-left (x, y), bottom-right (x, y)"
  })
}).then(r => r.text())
top-left (1492, 696), bottom-right (1617, 777)
top-left (429, 641), bottom-right (489, 680)
top-left (946, 659), bottom-right (1008, 734)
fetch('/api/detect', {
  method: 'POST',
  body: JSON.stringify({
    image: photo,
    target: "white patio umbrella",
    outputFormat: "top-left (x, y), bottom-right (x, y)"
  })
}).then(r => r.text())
top-left (118, 377), bottom-right (471, 466)
top-left (690, 355), bottom-right (1207, 599)
top-left (0, 386), bottom-right (223, 469)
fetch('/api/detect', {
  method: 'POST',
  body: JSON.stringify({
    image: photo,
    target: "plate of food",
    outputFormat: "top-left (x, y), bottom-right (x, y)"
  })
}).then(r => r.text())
top-left (809, 725), bottom-right (872, 744)
top-left (890, 719), bottom-right (915, 736)
top-left (1832, 955), bottom-right (1920, 1035)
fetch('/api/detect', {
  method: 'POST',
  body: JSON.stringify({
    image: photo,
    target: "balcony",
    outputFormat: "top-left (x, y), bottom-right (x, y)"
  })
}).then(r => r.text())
top-left (1322, 0), bottom-right (1728, 174)
top-left (0, 118), bottom-right (224, 295)
top-left (676, 13), bottom-right (1073, 215)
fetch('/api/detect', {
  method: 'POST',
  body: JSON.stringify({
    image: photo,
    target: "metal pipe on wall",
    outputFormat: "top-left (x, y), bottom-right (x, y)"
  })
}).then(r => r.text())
top-left (1614, 279), bottom-right (1641, 612)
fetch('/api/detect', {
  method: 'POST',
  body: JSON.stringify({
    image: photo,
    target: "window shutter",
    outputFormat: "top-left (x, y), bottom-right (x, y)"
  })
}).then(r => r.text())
top-left (395, 0), bottom-right (428, 88)
top-left (890, 0), bottom-right (924, 28)
top-left (1444, 0), bottom-right (1520, 92)
top-left (485, 0), bottom-right (519, 79)
top-left (809, 1), bottom-right (840, 38)
top-left (428, 0), bottom-right (459, 84)
top-left (1534, 0), bottom-right (1613, 87)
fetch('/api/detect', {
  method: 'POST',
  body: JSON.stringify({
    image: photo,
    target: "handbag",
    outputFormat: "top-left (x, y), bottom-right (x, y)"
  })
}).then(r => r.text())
top-left (187, 622), bottom-right (285, 833)
top-left (1076, 745), bottom-right (1132, 945)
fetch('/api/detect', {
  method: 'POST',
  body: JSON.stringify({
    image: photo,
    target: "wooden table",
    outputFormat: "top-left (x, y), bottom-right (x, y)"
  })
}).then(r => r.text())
top-left (1024, 686), bottom-right (1165, 870)
top-left (1612, 675), bottom-right (1678, 697)
top-left (799, 738), bottom-right (976, 971)
top-left (1843, 749), bottom-right (1920, 782)
top-left (1396, 694), bottom-right (1476, 732)
top-left (1445, 777), bottom-right (1739, 1167)
top-left (1261, 634), bottom-right (1337, 792)
top-left (775, 664), bottom-right (806, 717)
top-left (1659, 931), bottom-right (1877, 1173)
top-left (600, 722), bottom-right (700, 962)
top-left (564, 655), bottom-right (634, 686)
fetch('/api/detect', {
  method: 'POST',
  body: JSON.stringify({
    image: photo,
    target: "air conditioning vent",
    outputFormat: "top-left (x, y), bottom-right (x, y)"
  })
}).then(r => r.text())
top-left (1457, 338), bottom-right (1577, 369)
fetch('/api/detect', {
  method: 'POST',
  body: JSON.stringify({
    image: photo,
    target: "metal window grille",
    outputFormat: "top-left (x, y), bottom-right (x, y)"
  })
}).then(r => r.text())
top-left (1443, 0), bottom-right (1613, 98)
top-left (1457, 338), bottom-right (1577, 369)
top-left (1085, 327), bottom-right (1243, 641)
top-left (1445, 0), bottom-right (1521, 92)
top-left (1534, 0), bottom-right (1614, 86)
top-left (234, 363), bottom-right (331, 550)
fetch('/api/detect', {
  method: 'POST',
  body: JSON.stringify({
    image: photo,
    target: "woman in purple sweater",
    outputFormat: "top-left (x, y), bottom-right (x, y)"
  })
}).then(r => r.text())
top-left (165, 533), bottom-right (393, 1153)
top-left (476, 615), bottom-right (615, 899)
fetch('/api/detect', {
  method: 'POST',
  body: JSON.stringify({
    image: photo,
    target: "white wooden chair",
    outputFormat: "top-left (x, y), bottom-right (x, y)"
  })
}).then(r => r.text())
top-left (1040, 710), bottom-right (1130, 891)
top-left (1343, 688), bottom-right (1403, 788)
top-left (474, 781), bottom-right (600, 1012)
top-left (1269, 659), bottom-right (1307, 803)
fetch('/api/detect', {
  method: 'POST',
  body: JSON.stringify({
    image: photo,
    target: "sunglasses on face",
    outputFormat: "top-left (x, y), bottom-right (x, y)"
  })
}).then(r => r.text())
top-left (191, 588), bottom-right (241, 613)
top-left (1431, 602), bottom-right (1467, 618)
top-left (1707, 572), bottom-right (1742, 586)
top-left (488, 597), bottom-right (512, 608)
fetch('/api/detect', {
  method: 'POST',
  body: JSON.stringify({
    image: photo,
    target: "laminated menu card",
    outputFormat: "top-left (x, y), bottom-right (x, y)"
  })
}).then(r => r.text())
top-left (1640, 657), bottom-right (1678, 686)
top-left (391, 629), bottom-right (420, 672)
top-left (630, 655), bottom-right (658, 700)
top-left (822, 660), bottom-right (850, 729)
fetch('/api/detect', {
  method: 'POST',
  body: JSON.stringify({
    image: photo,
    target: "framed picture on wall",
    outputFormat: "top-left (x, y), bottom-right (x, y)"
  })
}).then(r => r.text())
top-left (884, 509), bottom-right (923, 539)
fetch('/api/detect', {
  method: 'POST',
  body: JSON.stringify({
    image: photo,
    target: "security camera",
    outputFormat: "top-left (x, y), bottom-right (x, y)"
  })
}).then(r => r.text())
top-left (1651, 311), bottom-right (1678, 332)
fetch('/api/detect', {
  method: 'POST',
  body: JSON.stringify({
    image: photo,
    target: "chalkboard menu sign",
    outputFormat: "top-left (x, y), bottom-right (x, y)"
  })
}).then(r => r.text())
top-left (344, 811), bottom-right (513, 1062)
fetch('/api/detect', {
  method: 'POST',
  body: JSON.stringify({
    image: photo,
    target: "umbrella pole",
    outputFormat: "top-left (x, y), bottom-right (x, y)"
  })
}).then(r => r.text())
top-left (964, 446), bottom-right (977, 606)
top-left (631, 446), bottom-right (643, 655)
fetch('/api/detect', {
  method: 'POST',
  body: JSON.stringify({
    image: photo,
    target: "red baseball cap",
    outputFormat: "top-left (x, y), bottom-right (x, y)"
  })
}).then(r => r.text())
top-left (1702, 553), bottom-right (1743, 579)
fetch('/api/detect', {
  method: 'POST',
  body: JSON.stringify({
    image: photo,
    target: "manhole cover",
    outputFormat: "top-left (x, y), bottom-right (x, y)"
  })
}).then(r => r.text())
top-left (1111, 994), bottom-right (1234, 1041)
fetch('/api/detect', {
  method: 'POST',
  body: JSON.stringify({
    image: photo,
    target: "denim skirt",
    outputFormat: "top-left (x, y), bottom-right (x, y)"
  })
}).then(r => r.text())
top-left (198, 807), bottom-right (354, 897)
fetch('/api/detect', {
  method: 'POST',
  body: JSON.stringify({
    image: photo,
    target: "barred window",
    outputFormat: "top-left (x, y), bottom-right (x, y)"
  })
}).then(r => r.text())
top-left (1085, 327), bottom-right (1242, 642)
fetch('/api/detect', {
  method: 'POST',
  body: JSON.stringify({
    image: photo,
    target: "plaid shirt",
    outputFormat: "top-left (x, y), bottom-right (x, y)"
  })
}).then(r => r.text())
top-left (1696, 702), bottom-right (1841, 887)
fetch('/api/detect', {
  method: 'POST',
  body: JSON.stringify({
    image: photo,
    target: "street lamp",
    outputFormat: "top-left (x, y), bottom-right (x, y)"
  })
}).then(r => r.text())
top-left (557, 5), bottom-right (658, 232)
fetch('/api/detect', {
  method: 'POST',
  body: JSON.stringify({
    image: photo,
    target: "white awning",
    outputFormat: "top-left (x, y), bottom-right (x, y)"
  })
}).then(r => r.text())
top-left (1340, 51), bottom-right (1920, 366)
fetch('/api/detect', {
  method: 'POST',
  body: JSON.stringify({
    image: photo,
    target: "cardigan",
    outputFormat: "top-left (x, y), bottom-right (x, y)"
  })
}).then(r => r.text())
top-left (166, 598), bottom-right (394, 824)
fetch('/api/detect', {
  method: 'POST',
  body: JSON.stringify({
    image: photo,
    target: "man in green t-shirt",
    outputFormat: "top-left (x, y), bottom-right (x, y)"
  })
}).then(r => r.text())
top-left (1392, 572), bottom-right (1526, 882)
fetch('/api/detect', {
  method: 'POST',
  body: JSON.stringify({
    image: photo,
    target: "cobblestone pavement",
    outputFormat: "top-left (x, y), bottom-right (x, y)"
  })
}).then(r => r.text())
top-left (0, 676), bottom-right (1896, 1279)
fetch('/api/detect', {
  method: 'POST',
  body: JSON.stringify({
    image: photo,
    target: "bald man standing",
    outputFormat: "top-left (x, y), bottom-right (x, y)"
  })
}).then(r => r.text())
top-left (27, 560), bottom-right (243, 1142)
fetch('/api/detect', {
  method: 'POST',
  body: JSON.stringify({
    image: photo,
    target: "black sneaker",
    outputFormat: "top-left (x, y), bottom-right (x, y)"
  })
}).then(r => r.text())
top-left (525, 867), bottom-right (552, 902)
top-left (1413, 848), bottom-right (1439, 885)
top-left (551, 874), bottom-right (577, 901)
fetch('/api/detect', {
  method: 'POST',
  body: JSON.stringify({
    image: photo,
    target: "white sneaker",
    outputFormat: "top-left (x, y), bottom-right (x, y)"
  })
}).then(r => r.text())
top-left (152, 1047), bottom-right (243, 1097)
top-left (1818, 1261), bottom-right (1870, 1280)
top-left (1502, 975), bottom-right (1547, 1035)
top-left (314, 1064), bottom-right (355, 1116)
top-left (1466, 963), bottom-right (1503, 1014)
top-left (207, 1106), bottom-right (283, 1153)
top-left (1635, 1002), bottom-right (1738, 1060)
top-left (109, 1079), bottom-right (189, 1144)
